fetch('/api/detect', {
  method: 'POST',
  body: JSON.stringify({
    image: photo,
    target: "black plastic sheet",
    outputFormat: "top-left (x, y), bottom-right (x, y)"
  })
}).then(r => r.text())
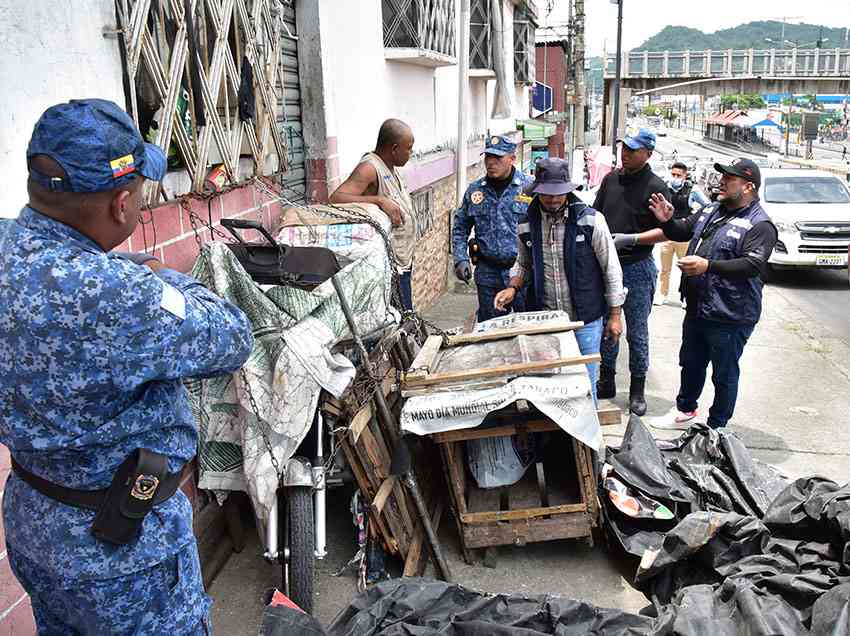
top-left (326, 578), bottom-right (654, 636)
top-left (603, 417), bottom-right (850, 634)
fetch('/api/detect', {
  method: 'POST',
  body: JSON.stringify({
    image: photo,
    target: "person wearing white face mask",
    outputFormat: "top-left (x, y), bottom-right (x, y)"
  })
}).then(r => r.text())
top-left (654, 162), bottom-right (710, 307)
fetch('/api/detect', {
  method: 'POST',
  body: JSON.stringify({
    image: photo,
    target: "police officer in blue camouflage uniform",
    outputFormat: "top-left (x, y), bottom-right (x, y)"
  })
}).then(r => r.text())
top-left (0, 99), bottom-right (254, 634)
top-left (451, 135), bottom-right (534, 322)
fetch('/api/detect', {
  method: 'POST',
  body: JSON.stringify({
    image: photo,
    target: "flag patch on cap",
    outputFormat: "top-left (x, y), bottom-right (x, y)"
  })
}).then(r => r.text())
top-left (110, 153), bottom-right (136, 178)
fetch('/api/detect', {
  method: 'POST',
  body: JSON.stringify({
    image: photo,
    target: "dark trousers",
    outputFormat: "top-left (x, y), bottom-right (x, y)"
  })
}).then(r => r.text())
top-left (676, 316), bottom-right (754, 428)
top-left (601, 257), bottom-right (657, 376)
top-left (475, 284), bottom-right (526, 322)
top-left (398, 270), bottom-right (413, 311)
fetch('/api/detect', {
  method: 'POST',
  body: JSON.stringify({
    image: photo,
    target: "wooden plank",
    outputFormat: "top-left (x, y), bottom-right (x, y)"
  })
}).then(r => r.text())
top-left (349, 404), bottom-right (372, 444)
top-left (444, 322), bottom-right (584, 347)
top-left (440, 442), bottom-right (468, 514)
top-left (405, 334), bottom-right (444, 378)
top-left (370, 476), bottom-right (397, 515)
top-left (432, 420), bottom-right (559, 444)
top-left (460, 503), bottom-right (587, 524)
top-left (402, 499), bottom-right (445, 577)
top-left (335, 433), bottom-right (398, 554)
top-left (463, 514), bottom-right (592, 549)
top-left (403, 354), bottom-right (600, 389)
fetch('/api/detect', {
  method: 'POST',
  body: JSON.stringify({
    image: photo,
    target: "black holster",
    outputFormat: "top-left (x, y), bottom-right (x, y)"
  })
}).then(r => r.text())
top-left (12, 450), bottom-right (184, 546)
top-left (91, 449), bottom-right (171, 545)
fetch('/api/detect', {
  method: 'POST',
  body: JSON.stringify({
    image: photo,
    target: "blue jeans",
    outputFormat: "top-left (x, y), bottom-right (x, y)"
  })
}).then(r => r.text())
top-left (677, 317), bottom-right (754, 428)
top-left (398, 270), bottom-right (413, 311)
top-left (476, 284), bottom-right (509, 322)
top-left (575, 317), bottom-right (603, 404)
top-left (601, 257), bottom-right (657, 376)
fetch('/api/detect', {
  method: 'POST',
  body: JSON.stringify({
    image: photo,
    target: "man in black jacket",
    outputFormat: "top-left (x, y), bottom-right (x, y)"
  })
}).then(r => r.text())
top-left (636, 159), bottom-right (777, 430)
top-left (593, 128), bottom-right (670, 415)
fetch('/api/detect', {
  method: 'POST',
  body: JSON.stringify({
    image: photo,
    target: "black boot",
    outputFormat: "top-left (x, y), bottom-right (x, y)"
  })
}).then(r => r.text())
top-left (629, 375), bottom-right (647, 416)
top-left (597, 366), bottom-right (616, 400)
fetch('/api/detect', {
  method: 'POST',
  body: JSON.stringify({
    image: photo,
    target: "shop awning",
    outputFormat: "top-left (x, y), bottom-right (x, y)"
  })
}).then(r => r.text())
top-left (517, 118), bottom-right (557, 141)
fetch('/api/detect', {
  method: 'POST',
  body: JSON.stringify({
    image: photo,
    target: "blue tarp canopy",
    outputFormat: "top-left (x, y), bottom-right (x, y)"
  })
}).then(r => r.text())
top-left (752, 118), bottom-right (784, 131)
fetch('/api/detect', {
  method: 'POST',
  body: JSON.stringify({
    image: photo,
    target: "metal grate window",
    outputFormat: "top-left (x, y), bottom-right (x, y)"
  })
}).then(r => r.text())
top-left (114, 0), bottom-right (290, 202)
top-left (513, 3), bottom-right (536, 85)
top-left (382, 0), bottom-right (457, 58)
top-left (412, 188), bottom-right (434, 240)
top-left (469, 0), bottom-right (491, 69)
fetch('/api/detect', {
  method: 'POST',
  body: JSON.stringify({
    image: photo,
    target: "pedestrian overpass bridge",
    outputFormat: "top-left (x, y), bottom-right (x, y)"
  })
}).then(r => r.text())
top-left (603, 48), bottom-right (850, 97)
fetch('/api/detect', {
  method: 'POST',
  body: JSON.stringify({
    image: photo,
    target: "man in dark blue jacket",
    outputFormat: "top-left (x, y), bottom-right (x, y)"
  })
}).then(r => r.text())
top-left (494, 158), bottom-right (625, 401)
top-left (629, 158), bottom-right (776, 429)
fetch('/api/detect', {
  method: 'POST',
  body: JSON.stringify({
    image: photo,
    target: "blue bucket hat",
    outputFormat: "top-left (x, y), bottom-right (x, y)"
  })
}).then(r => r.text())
top-left (27, 98), bottom-right (167, 193)
top-left (619, 128), bottom-right (656, 152)
top-left (483, 134), bottom-right (517, 157)
top-left (527, 158), bottom-right (580, 196)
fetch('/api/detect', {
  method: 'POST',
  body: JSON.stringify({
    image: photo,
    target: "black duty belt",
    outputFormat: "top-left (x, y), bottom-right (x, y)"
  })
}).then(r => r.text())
top-left (11, 451), bottom-right (189, 545)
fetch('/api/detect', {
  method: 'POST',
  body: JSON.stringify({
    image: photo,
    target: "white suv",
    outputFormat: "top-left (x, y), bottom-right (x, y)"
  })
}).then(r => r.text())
top-left (761, 169), bottom-right (850, 270)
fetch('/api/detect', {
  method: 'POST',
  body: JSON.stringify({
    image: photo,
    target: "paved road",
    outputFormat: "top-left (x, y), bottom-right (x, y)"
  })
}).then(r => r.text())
top-left (653, 127), bottom-right (850, 344)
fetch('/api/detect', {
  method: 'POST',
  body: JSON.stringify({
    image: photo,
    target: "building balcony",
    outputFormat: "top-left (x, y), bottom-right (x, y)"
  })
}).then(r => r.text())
top-left (382, 0), bottom-right (457, 68)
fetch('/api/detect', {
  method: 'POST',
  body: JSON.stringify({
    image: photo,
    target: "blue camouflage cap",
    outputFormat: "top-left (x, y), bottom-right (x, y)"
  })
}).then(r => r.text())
top-left (619, 127), bottom-right (656, 152)
top-left (483, 134), bottom-right (517, 157)
top-left (27, 99), bottom-right (167, 193)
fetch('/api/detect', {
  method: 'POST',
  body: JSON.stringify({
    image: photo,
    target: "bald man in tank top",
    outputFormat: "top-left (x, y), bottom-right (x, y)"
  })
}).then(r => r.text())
top-left (330, 119), bottom-right (418, 310)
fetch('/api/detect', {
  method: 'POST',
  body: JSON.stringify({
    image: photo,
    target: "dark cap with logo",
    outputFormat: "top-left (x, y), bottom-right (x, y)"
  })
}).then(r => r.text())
top-left (714, 158), bottom-right (761, 189)
top-left (483, 134), bottom-right (517, 157)
top-left (27, 98), bottom-right (167, 194)
top-left (527, 157), bottom-right (580, 196)
top-left (618, 128), bottom-right (656, 152)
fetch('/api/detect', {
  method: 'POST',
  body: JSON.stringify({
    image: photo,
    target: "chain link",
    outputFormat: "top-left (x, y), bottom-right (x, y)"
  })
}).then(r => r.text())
top-left (239, 367), bottom-right (284, 483)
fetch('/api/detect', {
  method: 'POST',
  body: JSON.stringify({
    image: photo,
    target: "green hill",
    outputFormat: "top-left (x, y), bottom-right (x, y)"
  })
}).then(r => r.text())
top-left (636, 21), bottom-right (849, 52)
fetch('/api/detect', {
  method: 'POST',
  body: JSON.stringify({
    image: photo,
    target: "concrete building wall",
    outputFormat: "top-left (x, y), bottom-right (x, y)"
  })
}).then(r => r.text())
top-left (0, 0), bottom-right (126, 218)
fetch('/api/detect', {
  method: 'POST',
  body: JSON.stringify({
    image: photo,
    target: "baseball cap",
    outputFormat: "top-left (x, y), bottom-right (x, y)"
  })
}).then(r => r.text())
top-left (483, 134), bottom-right (517, 157)
top-left (27, 99), bottom-right (167, 193)
top-left (527, 158), bottom-right (580, 196)
top-left (714, 158), bottom-right (761, 189)
top-left (619, 128), bottom-right (656, 152)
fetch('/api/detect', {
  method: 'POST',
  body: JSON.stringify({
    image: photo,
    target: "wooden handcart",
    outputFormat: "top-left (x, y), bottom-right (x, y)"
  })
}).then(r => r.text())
top-left (402, 320), bottom-right (621, 564)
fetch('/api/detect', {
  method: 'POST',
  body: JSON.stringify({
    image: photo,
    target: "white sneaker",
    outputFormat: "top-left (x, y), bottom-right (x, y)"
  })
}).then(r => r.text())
top-left (649, 407), bottom-right (698, 430)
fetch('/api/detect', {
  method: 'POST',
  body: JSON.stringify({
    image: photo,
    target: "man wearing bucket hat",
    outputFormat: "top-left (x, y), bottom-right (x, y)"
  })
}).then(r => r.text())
top-left (494, 158), bottom-right (626, 400)
top-left (452, 134), bottom-right (534, 322)
top-left (0, 99), bottom-right (253, 632)
top-left (629, 158), bottom-right (776, 431)
top-left (592, 127), bottom-right (670, 416)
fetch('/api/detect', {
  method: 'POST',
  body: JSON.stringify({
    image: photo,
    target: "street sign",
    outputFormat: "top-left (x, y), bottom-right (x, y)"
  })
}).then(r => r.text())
top-left (532, 81), bottom-right (553, 118)
top-left (802, 112), bottom-right (819, 141)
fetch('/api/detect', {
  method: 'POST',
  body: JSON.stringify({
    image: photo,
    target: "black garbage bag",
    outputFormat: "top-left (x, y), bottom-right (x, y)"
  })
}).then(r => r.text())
top-left (602, 418), bottom-right (788, 558)
top-left (326, 578), bottom-right (655, 636)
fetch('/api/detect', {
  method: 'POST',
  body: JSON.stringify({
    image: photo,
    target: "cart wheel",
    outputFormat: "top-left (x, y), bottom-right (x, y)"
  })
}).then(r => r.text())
top-left (282, 486), bottom-right (315, 614)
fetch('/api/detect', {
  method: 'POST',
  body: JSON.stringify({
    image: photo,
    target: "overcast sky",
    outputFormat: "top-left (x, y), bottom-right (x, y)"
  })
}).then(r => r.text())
top-left (541, 0), bottom-right (850, 57)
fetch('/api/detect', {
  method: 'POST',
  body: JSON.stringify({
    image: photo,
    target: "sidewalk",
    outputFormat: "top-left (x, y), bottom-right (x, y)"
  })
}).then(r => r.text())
top-left (208, 268), bottom-right (850, 631)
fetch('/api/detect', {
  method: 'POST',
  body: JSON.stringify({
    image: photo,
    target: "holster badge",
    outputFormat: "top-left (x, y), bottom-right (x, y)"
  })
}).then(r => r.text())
top-left (131, 474), bottom-right (160, 500)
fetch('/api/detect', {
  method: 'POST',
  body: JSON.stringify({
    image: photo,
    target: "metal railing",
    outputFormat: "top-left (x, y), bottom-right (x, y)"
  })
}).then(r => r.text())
top-left (604, 48), bottom-right (850, 78)
top-left (382, 0), bottom-right (457, 58)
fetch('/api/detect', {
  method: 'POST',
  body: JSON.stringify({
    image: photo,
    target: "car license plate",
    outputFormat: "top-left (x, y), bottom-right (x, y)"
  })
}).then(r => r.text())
top-left (815, 254), bottom-right (846, 266)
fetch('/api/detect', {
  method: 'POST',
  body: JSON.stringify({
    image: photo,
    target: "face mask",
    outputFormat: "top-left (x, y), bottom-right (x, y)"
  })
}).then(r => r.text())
top-left (670, 177), bottom-right (684, 190)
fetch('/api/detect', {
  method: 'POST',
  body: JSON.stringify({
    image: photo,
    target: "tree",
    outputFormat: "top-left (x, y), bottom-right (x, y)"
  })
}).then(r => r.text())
top-left (720, 93), bottom-right (765, 110)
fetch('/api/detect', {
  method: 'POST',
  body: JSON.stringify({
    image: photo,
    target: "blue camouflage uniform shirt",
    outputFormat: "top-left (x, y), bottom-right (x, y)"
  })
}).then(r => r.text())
top-left (451, 169), bottom-right (534, 287)
top-left (0, 206), bottom-right (254, 587)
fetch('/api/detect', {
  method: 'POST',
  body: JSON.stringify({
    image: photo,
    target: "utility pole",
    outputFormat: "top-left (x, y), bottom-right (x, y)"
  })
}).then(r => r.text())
top-left (610, 0), bottom-right (624, 162)
top-left (456, 0), bottom-right (470, 206)
top-left (573, 0), bottom-right (586, 151)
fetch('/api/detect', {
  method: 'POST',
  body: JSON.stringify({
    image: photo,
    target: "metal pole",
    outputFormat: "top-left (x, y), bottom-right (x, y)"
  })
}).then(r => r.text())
top-left (330, 275), bottom-right (452, 582)
top-left (456, 0), bottom-right (471, 206)
top-left (610, 0), bottom-right (624, 163)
